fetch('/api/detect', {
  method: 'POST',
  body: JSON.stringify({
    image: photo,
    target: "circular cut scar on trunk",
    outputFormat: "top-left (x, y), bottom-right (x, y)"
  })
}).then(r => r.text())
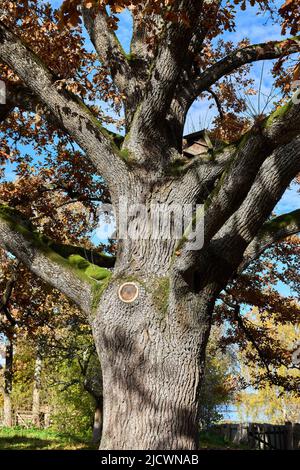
top-left (118, 282), bottom-right (139, 303)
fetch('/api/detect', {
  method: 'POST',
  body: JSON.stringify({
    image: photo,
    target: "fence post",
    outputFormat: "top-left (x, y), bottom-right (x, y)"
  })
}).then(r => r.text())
top-left (248, 423), bottom-right (255, 449)
top-left (294, 423), bottom-right (300, 449)
top-left (285, 422), bottom-right (294, 450)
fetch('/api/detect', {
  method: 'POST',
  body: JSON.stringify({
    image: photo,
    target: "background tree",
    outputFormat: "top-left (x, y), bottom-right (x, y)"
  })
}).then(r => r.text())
top-left (236, 316), bottom-right (300, 423)
top-left (0, 112), bottom-right (109, 429)
top-left (0, 285), bottom-right (102, 438)
top-left (198, 325), bottom-right (238, 429)
top-left (216, 235), bottom-right (300, 392)
top-left (0, 0), bottom-right (299, 449)
top-left (0, 254), bottom-right (19, 426)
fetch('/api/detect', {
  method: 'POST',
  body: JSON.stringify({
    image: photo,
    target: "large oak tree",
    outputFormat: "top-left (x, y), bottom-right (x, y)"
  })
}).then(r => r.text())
top-left (0, 0), bottom-right (299, 449)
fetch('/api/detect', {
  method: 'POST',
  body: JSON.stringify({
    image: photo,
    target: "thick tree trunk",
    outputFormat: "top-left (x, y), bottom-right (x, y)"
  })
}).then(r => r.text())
top-left (3, 338), bottom-right (13, 427)
top-left (89, 180), bottom-right (217, 450)
top-left (93, 275), bottom-right (213, 450)
top-left (32, 353), bottom-right (42, 428)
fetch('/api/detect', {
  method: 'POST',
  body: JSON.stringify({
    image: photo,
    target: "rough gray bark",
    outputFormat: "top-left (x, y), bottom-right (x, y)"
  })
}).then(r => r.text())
top-left (94, 275), bottom-right (213, 449)
top-left (0, 4), bottom-right (300, 449)
top-left (0, 262), bottom-right (19, 428)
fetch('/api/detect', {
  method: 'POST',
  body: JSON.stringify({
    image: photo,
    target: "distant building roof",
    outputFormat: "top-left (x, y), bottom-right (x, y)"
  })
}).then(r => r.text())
top-left (182, 130), bottom-right (213, 158)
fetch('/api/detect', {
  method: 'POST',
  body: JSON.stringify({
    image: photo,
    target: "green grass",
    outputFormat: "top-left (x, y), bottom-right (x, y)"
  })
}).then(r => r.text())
top-left (199, 430), bottom-right (250, 450)
top-left (0, 426), bottom-right (249, 450)
top-left (0, 426), bottom-right (95, 450)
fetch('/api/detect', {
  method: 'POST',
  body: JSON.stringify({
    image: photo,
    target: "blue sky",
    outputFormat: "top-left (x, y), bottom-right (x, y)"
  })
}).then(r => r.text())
top-left (108, 1), bottom-right (290, 128)
top-left (4, 0), bottom-right (294, 136)
top-left (2, 1), bottom-right (299, 236)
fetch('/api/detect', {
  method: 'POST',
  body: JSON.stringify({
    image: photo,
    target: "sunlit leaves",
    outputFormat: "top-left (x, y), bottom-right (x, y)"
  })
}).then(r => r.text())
top-left (215, 236), bottom-right (300, 393)
top-left (279, 0), bottom-right (300, 35)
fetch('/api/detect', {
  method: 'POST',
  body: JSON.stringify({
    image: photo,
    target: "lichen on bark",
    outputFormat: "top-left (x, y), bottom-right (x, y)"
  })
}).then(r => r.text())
top-left (151, 276), bottom-right (170, 317)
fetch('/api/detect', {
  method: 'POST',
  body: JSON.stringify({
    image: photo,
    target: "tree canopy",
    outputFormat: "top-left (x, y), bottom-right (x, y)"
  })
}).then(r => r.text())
top-left (0, 0), bottom-right (299, 450)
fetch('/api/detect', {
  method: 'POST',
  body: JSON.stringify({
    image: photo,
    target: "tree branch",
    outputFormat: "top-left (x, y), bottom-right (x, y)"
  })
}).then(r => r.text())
top-left (130, 6), bottom-right (158, 71)
top-left (187, 0), bottom-right (221, 58)
top-left (208, 88), bottom-right (224, 119)
top-left (191, 36), bottom-right (300, 102)
top-left (126, 0), bottom-right (204, 159)
top-left (174, 128), bottom-right (300, 293)
top-left (0, 262), bottom-right (18, 309)
top-left (211, 136), bottom-right (300, 273)
top-left (197, 97), bottom-right (300, 249)
top-left (81, 4), bottom-right (132, 95)
top-left (0, 102), bottom-right (13, 123)
top-left (0, 205), bottom-right (112, 312)
top-left (50, 240), bottom-right (115, 269)
top-left (178, 143), bottom-right (236, 204)
top-left (222, 298), bottom-right (275, 379)
top-left (0, 82), bottom-right (60, 129)
top-left (238, 209), bottom-right (300, 272)
top-left (233, 303), bottom-right (281, 384)
top-left (175, 96), bottom-right (300, 282)
top-left (0, 21), bottom-right (127, 194)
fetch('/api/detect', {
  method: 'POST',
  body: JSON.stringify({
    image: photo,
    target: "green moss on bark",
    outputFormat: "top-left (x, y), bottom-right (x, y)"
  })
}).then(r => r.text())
top-left (0, 204), bottom-right (112, 285)
top-left (167, 158), bottom-right (189, 176)
top-left (117, 147), bottom-right (132, 162)
top-left (152, 277), bottom-right (170, 317)
top-left (263, 100), bottom-right (293, 128)
top-left (67, 254), bottom-right (111, 280)
top-left (91, 274), bottom-right (112, 312)
top-left (262, 210), bottom-right (300, 233)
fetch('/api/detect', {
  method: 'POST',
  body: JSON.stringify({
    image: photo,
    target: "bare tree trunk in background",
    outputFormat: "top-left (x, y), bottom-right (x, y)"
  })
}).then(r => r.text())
top-left (44, 405), bottom-right (51, 428)
top-left (92, 397), bottom-right (103, 445)
top-left (3, 337), bottom-right (13, 427)
top-left (82, 352), bottom-right (103, 444)
top-left (32, 352), bottom-right (42, 428)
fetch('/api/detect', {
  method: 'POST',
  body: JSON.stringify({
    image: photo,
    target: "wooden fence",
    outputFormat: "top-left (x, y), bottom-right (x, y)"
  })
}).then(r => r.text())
top-left (1, 410), bottom-right (300, 449)
top-left (212, 422), bottom-right (300, 450)
top-left (0, 410), bottom-right (51, 428)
